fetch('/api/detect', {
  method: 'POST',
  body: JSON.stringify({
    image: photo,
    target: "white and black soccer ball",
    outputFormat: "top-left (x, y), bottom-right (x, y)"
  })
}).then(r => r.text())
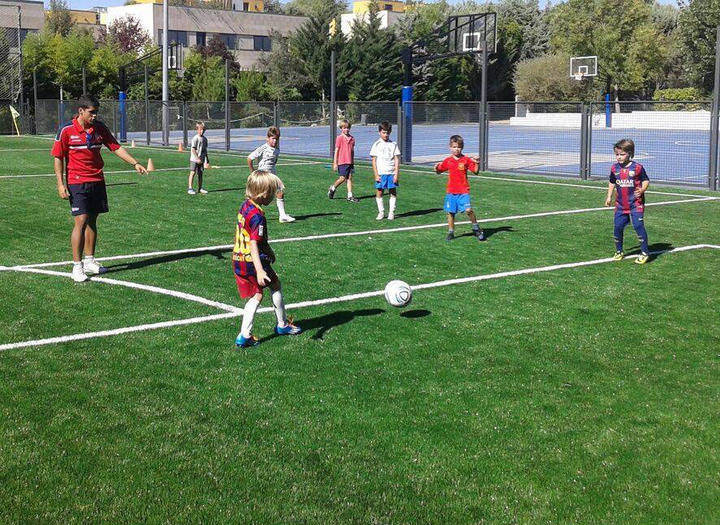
top-left (384, 280), bottom-right (412, 308)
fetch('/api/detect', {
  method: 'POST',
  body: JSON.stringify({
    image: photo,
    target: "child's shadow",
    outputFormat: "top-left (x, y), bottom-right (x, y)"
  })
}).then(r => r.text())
top-left (258, 307), bottom-right (385, 342)
top-left (457, 226), bottom-right (515, 240)
top-left (103, 248), bottom-right (229, 273)
top-left (643, 242), bottom-right (674, 262)
top-left (291, 212), bottom-right (342, 221)
top-left (396, 208), bottom-right (443, 218)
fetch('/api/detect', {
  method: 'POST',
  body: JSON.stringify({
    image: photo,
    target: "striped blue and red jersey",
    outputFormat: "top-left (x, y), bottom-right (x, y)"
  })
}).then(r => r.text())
top-left (233, 199), bottom-right (271, 277)
top-left (51, 118), bottom-right (120, 184)
top-left (609, 161), bottom-right (649, 213)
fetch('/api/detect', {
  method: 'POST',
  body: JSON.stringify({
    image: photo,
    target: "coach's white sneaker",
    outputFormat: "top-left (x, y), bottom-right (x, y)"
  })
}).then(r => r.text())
top-left (83, 258), bottom-right (106, 275)
top-left (279, 215), bottom-right (296, 223)
top-left (71, 264), bottom-right (89, 282)
top-left (198, 188), bottom-right (208, 194)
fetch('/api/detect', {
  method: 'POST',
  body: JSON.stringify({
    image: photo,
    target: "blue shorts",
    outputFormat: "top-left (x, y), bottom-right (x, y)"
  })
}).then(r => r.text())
top-left (444, 193), bottom-right (472, 214)
top-left (337, 164), bottom-right (354, 177)
top-left (374, 174), bottom-right (398, 190)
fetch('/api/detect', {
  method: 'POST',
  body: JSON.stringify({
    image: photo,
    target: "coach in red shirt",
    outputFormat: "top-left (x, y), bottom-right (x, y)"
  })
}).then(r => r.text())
top-left (52, 94), bottom-right (148, 282)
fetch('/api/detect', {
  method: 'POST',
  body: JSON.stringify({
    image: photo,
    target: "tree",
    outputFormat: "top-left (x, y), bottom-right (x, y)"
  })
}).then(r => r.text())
top-left (108, 15), bottom-right (150, 54)
top-left (548, 0), bottom-right (667, 100)
top-left (45, 0), bottom-right (74, 37)
top-left (677, 0), bottom-right (720, 93)
top-left (284, 0), bottom-right (346, 17)
top-left (513, 52), bottom-right (593, 101)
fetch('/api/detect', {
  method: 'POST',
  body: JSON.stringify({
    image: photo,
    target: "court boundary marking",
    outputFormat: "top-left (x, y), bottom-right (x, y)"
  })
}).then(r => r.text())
top-left (1, 243), bottom-right (718, 352)
top-left (9, 195), bottom-right (717, 270)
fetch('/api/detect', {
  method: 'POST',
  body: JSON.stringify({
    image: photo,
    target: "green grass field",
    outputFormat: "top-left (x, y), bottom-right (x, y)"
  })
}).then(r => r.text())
top-left (1, 134), bottom-right (719, 522)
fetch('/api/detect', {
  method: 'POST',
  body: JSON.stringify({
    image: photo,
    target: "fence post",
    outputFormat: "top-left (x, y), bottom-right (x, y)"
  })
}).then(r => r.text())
top-left (478, 44), bottom-right (488, 171)
top-left (329, 49), bottom-right (336, 161)
top-left (273, 101), bottom-right (279, 128)
top-left (225, 59), bottom-right (230, 151)
top-left (182, 101), bottom-right (188, 148)
top-left (708, 26), bottom-right (720, 191)
top-left (144, 65), bottom-right (150, 145)
top-left (579, 104), bottom-right (589, 180)
top-left (397, 101), bottom-right (404, 164)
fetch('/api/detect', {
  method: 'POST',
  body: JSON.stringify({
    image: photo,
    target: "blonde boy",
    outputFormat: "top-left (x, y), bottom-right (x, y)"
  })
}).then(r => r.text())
top-left (328, 119), bottom-right (358, 202)
top-left (233, 170), bottom-right (302, 348)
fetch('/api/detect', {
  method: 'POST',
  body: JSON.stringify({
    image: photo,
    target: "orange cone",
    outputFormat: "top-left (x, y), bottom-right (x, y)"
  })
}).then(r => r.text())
top-left (130, 139), bottom-right (136, 148)
top-left (178, 142), bottom-right (184, 152)
top-left (146, 158), bottom-right (155, 172)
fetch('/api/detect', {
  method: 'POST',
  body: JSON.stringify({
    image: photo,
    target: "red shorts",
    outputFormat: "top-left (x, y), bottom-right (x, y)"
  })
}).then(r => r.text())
top-left (234, 266), bottom-right (278, 298)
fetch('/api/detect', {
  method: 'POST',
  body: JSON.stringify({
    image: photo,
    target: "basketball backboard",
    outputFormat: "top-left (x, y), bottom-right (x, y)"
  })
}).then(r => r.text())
top-left (447, 13), bottom-right (497, 55)
top-left (570, 56), bottom-right (598, 79)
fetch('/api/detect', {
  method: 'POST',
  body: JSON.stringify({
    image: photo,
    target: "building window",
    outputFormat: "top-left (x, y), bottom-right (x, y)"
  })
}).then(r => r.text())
top-left (157, 29), bottom-right (188, 46)
top-left (243, 2), bottom-right (249, 10)
top-left (384, 4), bottom-right (393, 10)
top-left (253, 35), bottom-right (271, 52)
top-left (218, 33), bottom-right (236, 50)
top-left (196, 31), bottom-right (206, 47)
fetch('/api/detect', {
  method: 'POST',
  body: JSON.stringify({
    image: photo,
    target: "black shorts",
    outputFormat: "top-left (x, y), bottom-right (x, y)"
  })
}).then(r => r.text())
top-left (337, 164), bottom-right (354, 177)
top-left (191, 161), bottom-right (204, 175)
top-left (68, 182), bottom-right (109, 216)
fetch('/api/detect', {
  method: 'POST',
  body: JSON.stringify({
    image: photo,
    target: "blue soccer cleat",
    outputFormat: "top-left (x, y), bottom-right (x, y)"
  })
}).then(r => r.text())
top-left (275, 319), bottom-right (302, 336)
top-left (235, 334), bottom-right (259, 348)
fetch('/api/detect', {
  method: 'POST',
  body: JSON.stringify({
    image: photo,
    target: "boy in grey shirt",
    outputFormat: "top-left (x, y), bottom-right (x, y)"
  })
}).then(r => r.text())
top-left (188, 122), bottom-right (210, 195)
top-left (247, 126), bottom-right (295, 222)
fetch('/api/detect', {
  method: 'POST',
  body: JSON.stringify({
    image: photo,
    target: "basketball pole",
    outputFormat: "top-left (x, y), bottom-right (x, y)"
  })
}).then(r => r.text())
top-left (709, 26), bottom-right (720, 191)
top-left (161, 0), bottom-right (169, 146)
top-left (479, 44), bottom-right (487, 171)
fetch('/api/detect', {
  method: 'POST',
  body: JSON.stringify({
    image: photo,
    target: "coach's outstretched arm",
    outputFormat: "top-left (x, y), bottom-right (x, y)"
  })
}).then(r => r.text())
top-left (113, 146), bottom-right (148, 175)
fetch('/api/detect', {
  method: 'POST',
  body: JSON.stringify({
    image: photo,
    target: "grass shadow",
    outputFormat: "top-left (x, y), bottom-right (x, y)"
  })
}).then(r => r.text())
top-left (103, 248), bottom-right (230, 273)
top-left (396, 208), bottom-right (443, 218)
top-left (106, 182), bottom-right (138, 187)
top-left (258, 308), bottom-right (385, 342)
top-left (457, 226), bottom-right (515, 240)
top-left (207, 187), bottom-right (244, 193)
top-left (400, 309), bottom-right (431, 319)
top-left (291, 212), bottom-right (342, 221)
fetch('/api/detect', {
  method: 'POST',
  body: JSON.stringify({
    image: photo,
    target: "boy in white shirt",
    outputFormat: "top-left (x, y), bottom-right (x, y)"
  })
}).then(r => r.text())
top-left (369, 121), bottom-right (401, 220)
top-left (188, 121), bottom-right (210, 195)
top-left (247, 126), bottom-right (295, 223)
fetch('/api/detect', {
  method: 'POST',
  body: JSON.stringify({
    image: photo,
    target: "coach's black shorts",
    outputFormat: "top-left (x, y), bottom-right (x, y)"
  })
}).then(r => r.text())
top-left (68, 182), bottom-right (109, 216)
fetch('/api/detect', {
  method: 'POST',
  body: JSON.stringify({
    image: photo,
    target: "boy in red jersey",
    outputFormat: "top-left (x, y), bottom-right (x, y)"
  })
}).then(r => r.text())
top-left (233, 170), bottom-right (302, 348)
top-left (52, 94), bottom-right (147, 282)
top-left (604, 138), bottom-right (650, 264)
top-left (434, 135), bottom-right (484, 241)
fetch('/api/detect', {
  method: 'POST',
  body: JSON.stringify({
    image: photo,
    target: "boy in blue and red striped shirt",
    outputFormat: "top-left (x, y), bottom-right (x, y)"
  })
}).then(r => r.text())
top-left (604, 139), bottom-right (650, 264)
top-left (233, 170), bottom-right (301, 348)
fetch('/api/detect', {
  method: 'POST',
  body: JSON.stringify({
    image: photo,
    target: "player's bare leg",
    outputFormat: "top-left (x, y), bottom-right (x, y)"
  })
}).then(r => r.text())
top-left (466, 209), bottom-right (484, 241)
top-left (346, 176), bottom-right (357, 201)
top-left (83, 213), bottom-right (98, 257)
top-left (70, 214), bottom-right (90, 281)
top-left (446, 212), bottom-right (455, 241)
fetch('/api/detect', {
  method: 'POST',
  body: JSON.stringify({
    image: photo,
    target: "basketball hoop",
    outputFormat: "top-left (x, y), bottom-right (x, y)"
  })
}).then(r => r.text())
top-left (573, 73), bottom-right (584, 82)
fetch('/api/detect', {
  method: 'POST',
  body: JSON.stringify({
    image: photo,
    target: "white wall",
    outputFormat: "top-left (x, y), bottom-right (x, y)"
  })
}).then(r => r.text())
top-left (509, 110), bottom-right (711, 130)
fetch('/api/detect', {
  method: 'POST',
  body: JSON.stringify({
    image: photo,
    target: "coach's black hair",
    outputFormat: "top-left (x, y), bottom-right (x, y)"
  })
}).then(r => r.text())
top-left (78, 94), bottom-right (100, 110)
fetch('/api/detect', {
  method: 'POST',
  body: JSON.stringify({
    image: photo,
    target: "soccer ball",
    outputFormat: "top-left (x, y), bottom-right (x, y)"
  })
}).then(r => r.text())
top-left (384, 280), bottom-right (412, 308)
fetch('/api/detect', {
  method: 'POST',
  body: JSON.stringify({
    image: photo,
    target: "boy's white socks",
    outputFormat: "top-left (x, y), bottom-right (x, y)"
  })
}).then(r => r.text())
top-left (375, 197), bottom-right (384, 213)
top-left (276, 198), bottom-right (288, 217)
top-left (240, 297), bottom-right (260, 338)
top-left (389, 195), bottom-right (397, 214)
top-left (271, 289), bottom-right (287, 327)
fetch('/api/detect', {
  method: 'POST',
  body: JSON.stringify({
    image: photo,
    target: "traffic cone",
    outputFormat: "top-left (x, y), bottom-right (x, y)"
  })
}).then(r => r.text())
top-left (131, 139), bottom-right (136, 148)
top-left (147, 158), bottom-right (155, 172)
top-left (178, 142), bottom-right (184, 152)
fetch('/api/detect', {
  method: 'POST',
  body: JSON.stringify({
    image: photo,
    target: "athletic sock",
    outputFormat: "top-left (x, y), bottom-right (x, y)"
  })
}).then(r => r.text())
top-left (375, 197), bottom-right (384, 213)
top-left (448, 229), bottom-right (454, 234)
top-left (330, 185), bottom-right (336, 191)
top-left (83, 255), bottom-right (95, 263)
top-left (389, 195), bottom-right (397, 214)
top-left (240, 297), bottom-right (260, 338)
top-left (347, 191), bottom-right (353, 198)
top-left (271, 289), bottom-right (287, 327)
top-left (276, 198), bottom-right (287, 217)
top-left (471, 223), bottom-right (480, 231)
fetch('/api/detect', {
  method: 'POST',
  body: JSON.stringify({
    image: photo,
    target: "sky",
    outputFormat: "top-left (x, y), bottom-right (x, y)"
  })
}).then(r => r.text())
top-left (56, 0), bottom-right (680, 13)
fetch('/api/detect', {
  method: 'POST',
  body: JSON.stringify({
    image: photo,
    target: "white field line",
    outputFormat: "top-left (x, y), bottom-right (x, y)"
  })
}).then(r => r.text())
top-left (2, 243), bottom-right (718, 352)
top-left (0, 159), bottom-right (324, 180)
top-left (9, 266), bottom-right (240, 313)
top-left (11, 196), bottom-right (717, 270)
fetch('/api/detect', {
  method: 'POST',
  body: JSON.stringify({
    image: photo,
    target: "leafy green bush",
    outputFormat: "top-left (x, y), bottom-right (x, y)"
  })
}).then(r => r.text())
top-left (652, 88), bottom-right (708, 110)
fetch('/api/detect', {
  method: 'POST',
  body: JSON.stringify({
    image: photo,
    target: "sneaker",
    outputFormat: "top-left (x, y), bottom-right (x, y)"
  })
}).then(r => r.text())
top-left (187, 188), bottom-right (196, 195)
top-left (387, 212), bottom-right (395, 221)
top-left (235, 334), bottom-right (259, 348)
top-left (83, 259), bottom-right (106, 275)
top-left (346, 196), bottom-right (359, 203)
top-left (635, 253), bottom-right (649, 265)
top-left (376, 212), bottom-right (384, 221)
top-left (612, 251), bottom-right (625, 261)
top-left (327, 187), bottom-right (335, 199)
top-left (71, 265), bottom-right (88, 282)
top-left (275, 319), bottom-right (302, 336)
top-left (279, 215), bottom-right (296, 223)
top-left (198, 188), bottom-right (208, 195)
top-left (446, 231), bottom-right (455, 241)
top-left (475, 229), bottom-right (485, 241)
